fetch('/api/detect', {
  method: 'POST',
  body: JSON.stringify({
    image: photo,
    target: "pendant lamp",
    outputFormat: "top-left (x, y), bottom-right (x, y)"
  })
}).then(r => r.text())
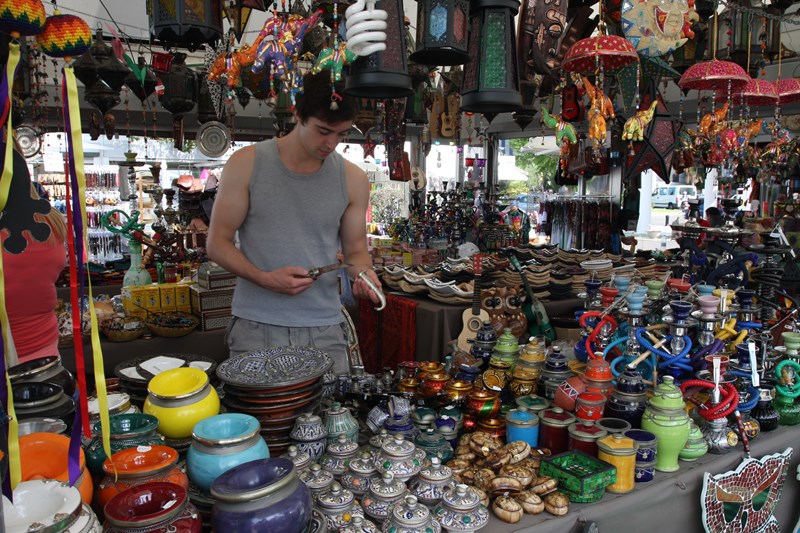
top-left (148, 0), bottom-right (224, 51)
top-left (678, 59), bottom-right (748, 92)
top-left (35, 11), bottom-right (91, 61)
top-left (409, 0), bottom-right (469, 66)
top-left (460, 0), bottom-right (522, 114)
top-left (561, 35), bottom-right (638, 74)
top-left (158, 52), bottom-right (199, 149)
top-left (344, 0), bottom-right (413, 98)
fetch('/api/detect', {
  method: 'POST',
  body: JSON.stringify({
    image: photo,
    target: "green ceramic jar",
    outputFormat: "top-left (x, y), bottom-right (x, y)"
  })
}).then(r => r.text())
top-left (679, 422), bottom-right (708, 462)
top-left (641, 377), bottom-right (690, 473)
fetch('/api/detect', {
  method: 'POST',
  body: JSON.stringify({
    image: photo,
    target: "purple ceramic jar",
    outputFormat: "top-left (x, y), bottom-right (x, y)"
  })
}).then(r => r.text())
top-left (211, 458), bottom-right (312, 533)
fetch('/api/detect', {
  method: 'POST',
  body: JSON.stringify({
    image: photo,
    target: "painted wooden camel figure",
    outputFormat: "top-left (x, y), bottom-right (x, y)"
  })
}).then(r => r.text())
top-left (582, 76), bottom-right (615, 144)
top-left (622, 101), bottom-right (658, 142)
top-left (698, 102), bottom-right (729, 136)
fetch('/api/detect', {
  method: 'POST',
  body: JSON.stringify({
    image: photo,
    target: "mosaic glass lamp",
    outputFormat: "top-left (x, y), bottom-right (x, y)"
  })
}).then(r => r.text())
top-left (148, 0), bottom-right (224, 52)
top-left (409, 0), bottom-right (469, 66)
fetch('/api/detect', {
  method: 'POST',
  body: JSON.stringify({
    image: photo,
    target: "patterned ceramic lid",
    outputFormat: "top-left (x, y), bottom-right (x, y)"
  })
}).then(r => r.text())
top-left (299, 464), bottom-right (334, 491)
top-left (317, 482), bottom-right (355, 511)
top-left (597, 433), bottom-right (636, 456)
top-left (290, 413), bottom-right (327, 441)
top-left (381, 436), bottom-right (415, 458)
top-left (329, 434), bottom-right (360, 457)
top-left (369, 429), bottom-right (391, 450)
top-left (281, 445), bottom-right (311, 470)
top-left (415, 428), bottom-right (447, 448)
top-left (515, 394), bottom-right (549, 412)
top-left (506, 406), bottom-right (539, 428)
top-left (348, 451), bottom-right (377, 476)
top-left (568, 421), bottom-right (609, 441)
top-left (389, 495), bottom-right (432, 527)
top-left (417, 457), bottom-right (452, 483)
top-left (369, 472), bottom-right (407, 498)
top-left (441, 484), bottom-right (482, 511)
top-left (339, 515), bottom-right (379, 533)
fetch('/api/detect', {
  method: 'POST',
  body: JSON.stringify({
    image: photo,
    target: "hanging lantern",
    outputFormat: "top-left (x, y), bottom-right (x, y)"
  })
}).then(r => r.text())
top-left (158, 52), bottom-right (199, 149)
top-left (148, 0), bottom-right (224, 52)
top-left (35, 11), bottom-right (91, 61)
top-left (561, 35), bottom-right (638, 74)
top-left (460, 0), bottom-right (522, 114)
top-left (73, 29), bottom-right (132, 93)
top-left (123, 56), bottom-right (158, 103)
top-left (242, 65), bottom-right (272, 100)
top-left (344, 0), bottom-right (413, 98)
top-left (409, 0), bottom-right (469, 66)
top-left (715, 78), bottom-right (777, 107)
top-left (625, 89), bottom-right (679, 181)
top-left (0, 0), bottom-right (45, 39)
top-left (223, 0), bottom-right (270, 42)
top-left (678, 59), bottom-right (748, 92)
top-left (272, 89), bottom-right (295, 136)
top-left (777, 78), bottom-right (800, 105)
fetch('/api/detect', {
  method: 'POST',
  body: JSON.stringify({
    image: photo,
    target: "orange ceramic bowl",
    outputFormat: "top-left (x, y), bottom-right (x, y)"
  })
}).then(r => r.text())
top-left (19, 432), bottom-right (92, 505)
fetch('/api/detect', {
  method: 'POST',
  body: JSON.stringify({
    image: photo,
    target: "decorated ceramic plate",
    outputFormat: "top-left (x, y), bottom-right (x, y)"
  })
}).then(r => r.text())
top-left (621, 0), bottom-right (696, 57)
top-left (216, 346), bottom-right (333, 389)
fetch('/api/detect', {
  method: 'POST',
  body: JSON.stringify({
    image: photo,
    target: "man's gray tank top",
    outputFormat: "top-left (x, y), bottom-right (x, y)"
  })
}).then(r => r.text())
top-left (231, 139), bottom-right (349, 327)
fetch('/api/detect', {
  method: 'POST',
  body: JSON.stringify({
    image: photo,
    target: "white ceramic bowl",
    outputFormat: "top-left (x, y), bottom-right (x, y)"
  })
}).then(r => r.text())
top-left (4, 479), bottom-right (83, 533)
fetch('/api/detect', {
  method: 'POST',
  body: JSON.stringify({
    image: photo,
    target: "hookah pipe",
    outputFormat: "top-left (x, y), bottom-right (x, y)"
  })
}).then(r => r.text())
top-left (774, 359), bottom-right (800, 402)
top-left (580, 284), bottom-right (639, 360)
top-left (101, 210), bottom-right (183, 262)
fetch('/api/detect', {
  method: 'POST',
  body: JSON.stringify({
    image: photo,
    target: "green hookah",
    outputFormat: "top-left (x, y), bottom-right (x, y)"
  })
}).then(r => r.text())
top-left (101, 210), bottom-right (151, 287)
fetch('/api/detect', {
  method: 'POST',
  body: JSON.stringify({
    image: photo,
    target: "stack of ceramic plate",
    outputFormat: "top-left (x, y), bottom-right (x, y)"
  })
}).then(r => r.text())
top-left (548, 274), bottom-right (575, 300)
top-left (580, 259), bottom-right (614, 281)
top-left (12, 382), bottom-right (76, 430)
top-left (114, 353), bottom-right (218, 408)
top-left (216, 347), bottom-right (332, 456)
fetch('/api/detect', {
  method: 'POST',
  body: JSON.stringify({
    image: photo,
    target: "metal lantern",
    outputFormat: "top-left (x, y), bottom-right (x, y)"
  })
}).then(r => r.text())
top-left (148, 0), bottom-right (224, 51)
top-left (459, 0), bottom-right (522, 114)
top-left (73, 29), bottom-right (131, 93)
top-left (223, 0), bottom-right (270, 42)
top-left (124, 56), bottom-right (158, 103)
top-left (158, 52), bottom-right (199, 149)
top-left (409, 0), bottom-right (469, 66)
top-left (344, 0), bottom-right (413, 98)
top-left (625, 90), bottom-right (679, 182)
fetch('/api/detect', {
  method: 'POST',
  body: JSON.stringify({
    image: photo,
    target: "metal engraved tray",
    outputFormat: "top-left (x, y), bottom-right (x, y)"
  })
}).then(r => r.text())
top-left (216, 346), bottom-right (333, 389)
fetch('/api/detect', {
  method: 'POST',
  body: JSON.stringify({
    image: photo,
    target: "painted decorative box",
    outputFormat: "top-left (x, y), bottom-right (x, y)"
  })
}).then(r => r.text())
top-left (539, 450), bottom-right (616, 503)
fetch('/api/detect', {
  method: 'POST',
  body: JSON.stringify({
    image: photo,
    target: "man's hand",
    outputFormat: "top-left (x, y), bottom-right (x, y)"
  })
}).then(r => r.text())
top-left (352, 269), bottom-right (383, 305)
top-left (258, 266), bottom-right (314, 296)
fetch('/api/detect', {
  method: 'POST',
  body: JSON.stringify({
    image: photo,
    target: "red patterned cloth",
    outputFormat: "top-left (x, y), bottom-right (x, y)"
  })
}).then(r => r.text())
top-left (357, 294), bottom-right (417, 373)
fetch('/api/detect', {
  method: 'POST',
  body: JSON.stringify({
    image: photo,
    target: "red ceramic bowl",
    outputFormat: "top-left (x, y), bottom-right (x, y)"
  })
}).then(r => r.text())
top-left (104, 482), bottom-right (197, 531)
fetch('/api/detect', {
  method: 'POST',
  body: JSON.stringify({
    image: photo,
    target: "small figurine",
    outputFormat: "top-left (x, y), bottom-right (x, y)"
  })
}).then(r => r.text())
top-left (582, 76), bottom-right (615, 146)
top-left (622, 101), bottom-right (658, 142)
top-left (698, 102), bottom-right (729, 136)
top-left (541, 109), bottom-right (578, 169)
top-left (312, 41), bottom-right (358, 81)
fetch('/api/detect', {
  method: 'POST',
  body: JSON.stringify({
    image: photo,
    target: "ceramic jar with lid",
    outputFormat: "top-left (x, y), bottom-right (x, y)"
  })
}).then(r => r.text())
top-left (291, 412), bottom-right (328, 462)
top-left (187, 413), bottom-right (271, 492)
top-left (583, 358), bottom-right (614, 399)
top-left (376, 435), bottom-right (425, 482)
top-left (281, 445), bottom-right (312, 473)
top-left (341, 451), bottom-right (379, 497)
top-left (537, 347), bottom-right (573, 400)
top-left (383, 494), bottom-right (442, 533)
top-left (491, 328), bottom-right (520, 366)
top-left (368, 429), bottom-right (393, 458)
top-left (415, 428), bottom-right (454, 463)
top-left (505, 405), bottom-right (540, 447)
top-left (317, 482), bottom-right (365, 531)
top-left (411, 406), bottom-right (437, 432)
top-left (553, 372), bottom-right (587, 412)
top-left (464, 389), bottom-right (501, 420)
top-left (750, 387), bottom-right (780, 432)
top-left (433, 483), bottom-right (489, 533)
top-left (575, 392), bottom-right (607, 422)
top-left (481, 359), bottom-right (512, 390)
top-left (409, 457), bottom-right (456, 508)
top-left (143, 367), bottom-right (220, 440)
top-left (515, 394), bottom-right (549, 414)
top-left (435, 406), bottom-right (463, 445)
top-left (324, 403), bottom-right (359, 445)
top-left (384, 413), bottom-right (415, 441)
top-left (320, 434), bottom-right (360, 479)
top-left (339, 515), bottom-right (380, 533)
top-left (210, 458), bottom-right (312, 533)
top-left (538, 406), bottom-right (576, 454)
top-left (362, 472), bottom-right (408, 522)
top-left (680, 421), bottom-right (709, 461)
top-left (567, 421), bottom-right (608, 457)
top-left (445, 380), bottom-right (473, 401)
top-left (103, 482), bottom-right (201, 533)
top-left (299, 463), bottom-right (335, 499)
top-left (85, 413), bottom-right (164, 478)
top-left (509, 370), bottom-right (539, 398)
top-left (641, 376), bottom-right (691, 472)
top-left (605, 368), bottom-right (648, 429)
top-left (597, 433), bottom-right (636, 493)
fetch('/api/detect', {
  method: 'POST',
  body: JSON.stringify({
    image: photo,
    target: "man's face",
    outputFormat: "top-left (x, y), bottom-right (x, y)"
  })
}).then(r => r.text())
top-left (298, 116), bottom-right (353, 160)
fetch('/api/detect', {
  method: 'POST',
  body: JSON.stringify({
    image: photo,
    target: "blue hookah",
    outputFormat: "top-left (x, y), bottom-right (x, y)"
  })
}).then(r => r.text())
top-left (635, 299), bottom-right (695, 379)
top-left (609, 286), bottom-right (656, 381)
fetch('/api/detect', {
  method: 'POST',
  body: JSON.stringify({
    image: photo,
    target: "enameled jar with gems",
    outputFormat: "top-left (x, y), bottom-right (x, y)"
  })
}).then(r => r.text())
top-left (339, 515), bottom-right (380, 533)
top-left (382, 494), bottom-right (442, 533)
top-left (375, 435), bottom-right (425, 482)
top-left (316, 482), bottom-right (365, 532)
top-left (341, 450), bottom-right (380, 497)
top-left (320, 434), bottom-right (361, 479)
top-left (299, 463), bottom-right (334, 500)
top-left (434, 483), bottom-right (489, 533)
top-left (362, 472), bottom-right (409, 522)
top-left (409, 457), bottom-right (456, 509)
top-left (324, 403), bottom-right (359, 445)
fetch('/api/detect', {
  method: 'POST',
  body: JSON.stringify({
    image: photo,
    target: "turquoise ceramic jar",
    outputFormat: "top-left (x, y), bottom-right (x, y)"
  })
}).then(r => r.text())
top-left (187, 413), bottom-right (270, 492)
top-left (505, 405), bottom-right (540, 447)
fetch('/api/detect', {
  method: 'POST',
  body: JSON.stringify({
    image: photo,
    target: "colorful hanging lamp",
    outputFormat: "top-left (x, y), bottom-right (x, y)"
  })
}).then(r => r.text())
top-left (776, 78), bottom-right (800, 105)
top-left (409, 0), bottom-right (469, 66)
top-left (148, 0), bottom-right (224, 51)
top-left (459, 0), bottom-right (522, 114)
top-left (561, 35), bottom-right (638, 74)
top-left (35, 11), bottom-right (91, 61)
top-left (625, 89), bottom-right (679, 181)
top-left (0, 0), bottom-right (45, 39)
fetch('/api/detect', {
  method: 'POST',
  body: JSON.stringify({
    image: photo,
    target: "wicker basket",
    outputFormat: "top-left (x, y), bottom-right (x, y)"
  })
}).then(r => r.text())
top-left (145, 319), bottom-right (199, 338)
top-left (103, 327), bottom-right (147, 342)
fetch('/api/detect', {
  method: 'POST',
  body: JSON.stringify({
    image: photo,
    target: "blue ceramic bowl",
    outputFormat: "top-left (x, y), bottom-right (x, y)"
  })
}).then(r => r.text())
top-left (187, 413), bottom-right (270, 492)
top-left (624, 429), bottom-right (658, 463)
top-left (634, 461), bottom-right (656, 483)
top-left (211, 458), bottom-right (312, 533)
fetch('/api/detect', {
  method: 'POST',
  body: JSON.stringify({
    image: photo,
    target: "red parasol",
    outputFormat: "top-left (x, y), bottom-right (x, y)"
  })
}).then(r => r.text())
top-left (561, 35), bottom-right (638, 74)
top-left (715, 78), bottom-right (777, 107)
top-left (776, 78), bottom-right (800, 105)
top-left (678, 60), bottom-right (749, 92)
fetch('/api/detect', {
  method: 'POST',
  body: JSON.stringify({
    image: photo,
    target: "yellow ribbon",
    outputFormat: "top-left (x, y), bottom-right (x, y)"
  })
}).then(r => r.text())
top-left (0, 42), bottom-right (22, 489)
top-left (64, 66), bottom-right (111, 462)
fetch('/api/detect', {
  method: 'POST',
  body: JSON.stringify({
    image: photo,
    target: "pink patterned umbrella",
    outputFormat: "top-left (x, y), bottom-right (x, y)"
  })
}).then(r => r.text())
top-left (561, 35), bottom-right (639, 74)
top-left (678, 60), bottom-right (749, 92)
top-left (715, 78), bottom-right (777, 107)
top-left (776, 78), bottom-right (800, 104)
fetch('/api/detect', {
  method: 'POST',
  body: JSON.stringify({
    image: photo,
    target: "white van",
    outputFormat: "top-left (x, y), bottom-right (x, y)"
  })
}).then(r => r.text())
top-left (652, 184), bottom-right (697, 209)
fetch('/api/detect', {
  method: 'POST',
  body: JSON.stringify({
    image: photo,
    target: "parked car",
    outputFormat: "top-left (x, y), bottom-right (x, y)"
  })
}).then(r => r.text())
top-left (652, 184), bottom-right (697, 209)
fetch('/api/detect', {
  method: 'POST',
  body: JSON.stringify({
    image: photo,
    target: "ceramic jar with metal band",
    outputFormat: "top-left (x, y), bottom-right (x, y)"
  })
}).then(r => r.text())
top-left (464, 389), bottom-right (501, 420)
top-left (567, 421), bottom-right (608, 457)
top-left (640, 376), bottom-right (691, 473)
top-left (538, 407), bottom-right (576, 454)
top-left (143, 367), bottom-right (220, 440)
top-left (103, 482), bottom-right (202, 533)
top-left (298, 463), bottom-right (334, 500)
top-left (575, 392), bottom-right (607, 422)
top-left (187, 413), bottom-right (270, 492)
top-left (505, 405), bottom-right (540, 448)
top-left (340, 451), bottom-right (379, 498)
top-left (9, 355), bottom-right (76, 396)
top-left (597, 433), bottom-right (636, 494)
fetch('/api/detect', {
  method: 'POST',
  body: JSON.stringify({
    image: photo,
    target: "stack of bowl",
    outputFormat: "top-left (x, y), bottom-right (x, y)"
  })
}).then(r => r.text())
top-left (13, 382), bottom-right (75, 430)
top-left (114, 353), bottom-right (218, 408)
top-left (217, 347), bottom-right (333, 456)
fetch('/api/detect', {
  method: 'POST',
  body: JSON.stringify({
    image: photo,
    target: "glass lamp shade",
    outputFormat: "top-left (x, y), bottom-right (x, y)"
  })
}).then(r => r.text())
top-left (158, 52), bottom-right (198, 115)
top-left (148, 0), bottom-right (224, 52)
top-left (460, 0), bottom-right (522, 114)
top-left (409, 0), bottom-right (469, 66)
top-left (73, 29), bottom-right (132, 94)
top-left (344, 0), bottom-right (413, 98)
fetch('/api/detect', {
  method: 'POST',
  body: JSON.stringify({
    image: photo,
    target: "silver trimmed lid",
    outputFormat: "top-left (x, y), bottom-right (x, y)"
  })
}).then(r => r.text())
top-left (441, 483), bottom-right (481, 511)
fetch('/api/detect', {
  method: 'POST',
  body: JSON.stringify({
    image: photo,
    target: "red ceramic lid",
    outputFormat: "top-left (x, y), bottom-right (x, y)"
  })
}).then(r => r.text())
top-left (103, 445), bottom-right (178, 477)
top-left (568, 421), bottom-right (608, 440)
top-left (540, 407), bottom-right (577, 428)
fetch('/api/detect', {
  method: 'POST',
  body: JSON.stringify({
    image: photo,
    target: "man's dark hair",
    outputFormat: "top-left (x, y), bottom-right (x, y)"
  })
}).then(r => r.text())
top-left (295, 69), bottom-right (357, 124)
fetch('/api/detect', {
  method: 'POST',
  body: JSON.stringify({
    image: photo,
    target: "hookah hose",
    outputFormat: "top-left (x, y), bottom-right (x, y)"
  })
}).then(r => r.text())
top-left (634, 328), bottom-right (693, 372)
top-left (775, 360), bottom-right (800, 399)
top-left (680, 379), bottom-right (739, 421)
top-left (579, 312), bottom-right (619, 359)
top-left (735, 385), bottom-right (759, 412)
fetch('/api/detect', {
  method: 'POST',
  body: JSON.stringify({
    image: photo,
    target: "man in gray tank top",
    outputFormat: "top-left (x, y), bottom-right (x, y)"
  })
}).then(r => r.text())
top-left (207, 69), bottom-right (382, 375)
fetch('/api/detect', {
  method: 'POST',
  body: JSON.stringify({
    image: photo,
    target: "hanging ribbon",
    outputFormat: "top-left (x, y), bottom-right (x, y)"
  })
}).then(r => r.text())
top-left (62, 65), bottom-right (112, 482)
top-left (0, 42), bottom-right (23, 494)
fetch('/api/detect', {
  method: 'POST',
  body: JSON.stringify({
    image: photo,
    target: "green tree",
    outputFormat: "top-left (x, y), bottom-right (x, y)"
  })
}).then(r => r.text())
top-left (508, 138), bottom-right (559, 191)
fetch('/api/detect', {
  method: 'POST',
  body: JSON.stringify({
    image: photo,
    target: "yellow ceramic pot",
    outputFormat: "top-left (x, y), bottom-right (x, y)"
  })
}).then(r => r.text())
top-left (143, 367), bottom-right (220, 439)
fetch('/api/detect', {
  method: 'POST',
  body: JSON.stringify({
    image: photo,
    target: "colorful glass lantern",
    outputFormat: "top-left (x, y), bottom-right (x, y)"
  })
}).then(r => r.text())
top-left (344, 0), bottom-right (413, 98)
top-left (677, 59), bottom-right (748, 92)
top-left (158, 52), bottom-right (199, 149)
top-left (409, 0), bottom-right (469, 66)
top-left (148, 0), bottom-right (224, 52)
top-left (561, 35), bottom-right (638, 74)
top-left (223, 0), bottom-right (270, 42)
top-left (777, 78), bottom-right (800, 105)
top-left (625, 89), bottom-right (679, 182)
top-left (36, 11), bottom-right (90, 61)
top-left (716, 78), bottom-right (777, 107)
top-left (460, 0), bottom-right (522, 113)
top-left (0, 0), bottom-right (45, 38)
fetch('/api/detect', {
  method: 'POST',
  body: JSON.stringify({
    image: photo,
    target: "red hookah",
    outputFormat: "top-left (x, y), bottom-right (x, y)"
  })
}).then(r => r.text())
top-left (579, 286), bottom-right (621, 360)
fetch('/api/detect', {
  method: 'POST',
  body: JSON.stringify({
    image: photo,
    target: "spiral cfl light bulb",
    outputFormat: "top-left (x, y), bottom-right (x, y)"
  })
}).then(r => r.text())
top-left (345, 0), bottom-right (388, 57)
